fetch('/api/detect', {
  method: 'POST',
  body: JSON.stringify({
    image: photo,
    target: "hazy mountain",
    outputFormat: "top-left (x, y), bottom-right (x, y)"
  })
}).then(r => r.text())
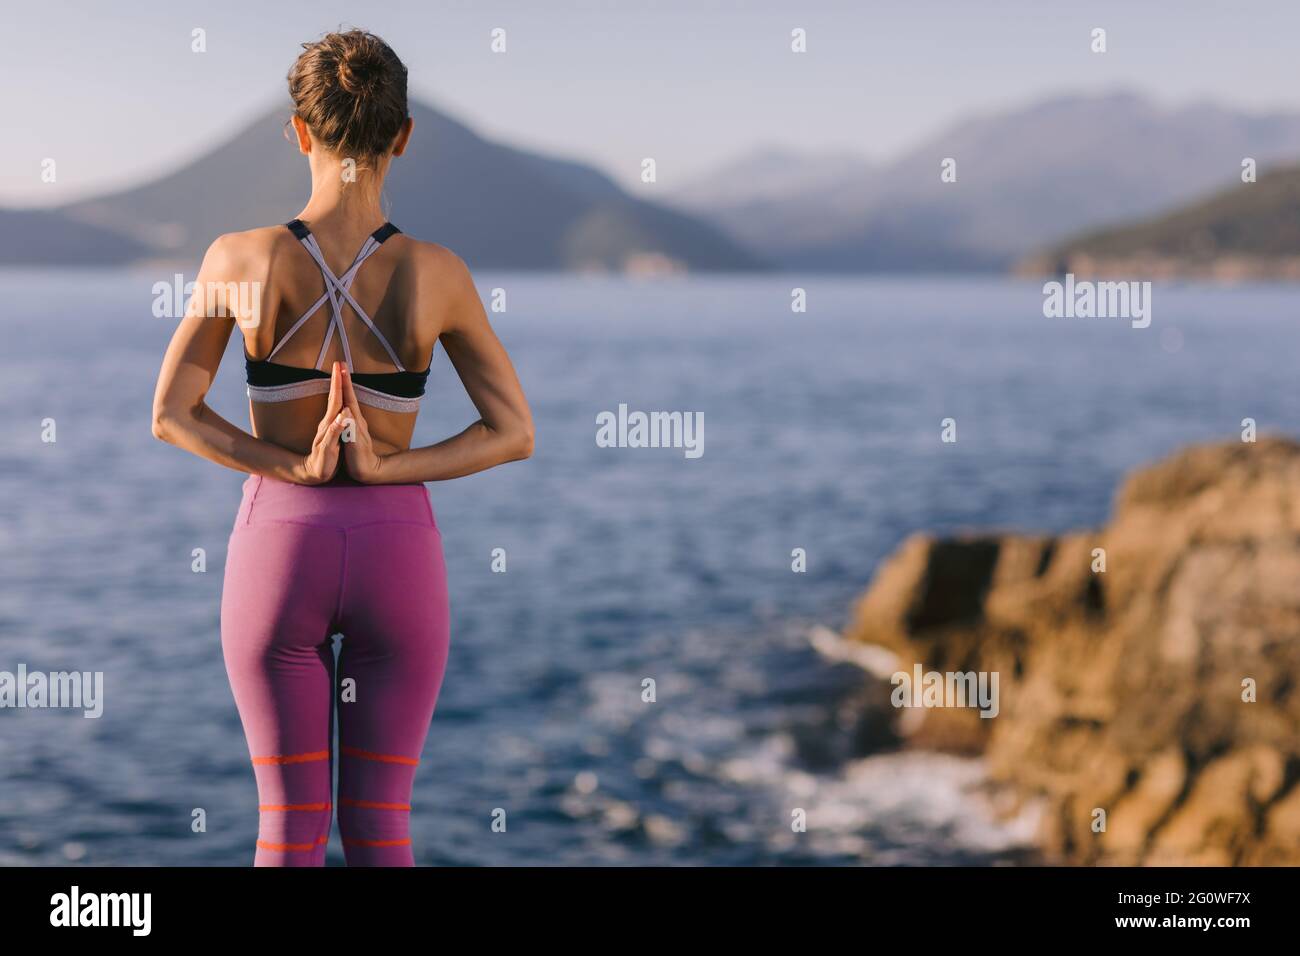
top-left (4, 100), bottom-right (762, 272)
top-left (668, 147), bottom-right (873, 208)
top-left (672, 91), bottom-right (1300, 271)
top-left (16, 90), bottom-right (1300, 274)
top-left (1017, 163), bottom-right (1300, 279)
top-left (0, 208), bottom-right (151, 265)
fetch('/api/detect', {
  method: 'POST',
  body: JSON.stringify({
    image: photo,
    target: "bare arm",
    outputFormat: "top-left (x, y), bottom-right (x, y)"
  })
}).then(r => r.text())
top-left (361, 251), bottom-right (533, 484)
top-left (151, 234), bottom-right (346, 483)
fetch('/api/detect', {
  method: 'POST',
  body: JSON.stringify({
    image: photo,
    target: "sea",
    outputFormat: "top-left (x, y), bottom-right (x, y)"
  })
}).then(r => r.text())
top-left (1, 271), bottom-right (1295, 865)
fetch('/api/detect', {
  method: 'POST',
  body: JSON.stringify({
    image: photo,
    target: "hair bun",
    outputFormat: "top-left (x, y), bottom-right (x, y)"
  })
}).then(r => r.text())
top-left (337, 47), bottom-right (385, 95)
top-left (288, 30), bottom-right (409, 157)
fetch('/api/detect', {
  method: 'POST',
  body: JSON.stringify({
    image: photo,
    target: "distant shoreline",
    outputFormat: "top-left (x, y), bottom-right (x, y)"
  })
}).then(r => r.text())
top-left (11, 262), bottom-right (1300, 285)
top-left (1015, 253), bottom-right (1300, 283)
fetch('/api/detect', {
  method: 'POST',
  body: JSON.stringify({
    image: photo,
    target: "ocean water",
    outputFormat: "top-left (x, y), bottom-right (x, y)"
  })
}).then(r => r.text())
top-left (0, 271), bottom-right (1296, 866)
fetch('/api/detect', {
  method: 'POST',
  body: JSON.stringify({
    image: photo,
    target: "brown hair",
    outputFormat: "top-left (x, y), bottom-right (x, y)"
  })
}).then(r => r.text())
top-left (287, 29), bottom-right (408, 158)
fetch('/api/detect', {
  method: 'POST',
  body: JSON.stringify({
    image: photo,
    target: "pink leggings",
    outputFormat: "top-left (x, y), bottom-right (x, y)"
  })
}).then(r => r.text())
top-left (220, 473), bottom-right (449, 866)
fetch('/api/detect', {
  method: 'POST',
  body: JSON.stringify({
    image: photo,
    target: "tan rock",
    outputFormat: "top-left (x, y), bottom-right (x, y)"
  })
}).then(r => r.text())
top-left (1150, 747), bottom-right (1284, 865)
top-left (1102, 748), bottom-right (1186, 861)
top-left (845, 436), bottom-right (1300, 865)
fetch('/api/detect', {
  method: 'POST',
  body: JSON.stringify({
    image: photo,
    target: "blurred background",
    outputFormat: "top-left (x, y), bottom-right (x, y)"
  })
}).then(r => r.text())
top-left (1, 0), bottom-right (1298, 865)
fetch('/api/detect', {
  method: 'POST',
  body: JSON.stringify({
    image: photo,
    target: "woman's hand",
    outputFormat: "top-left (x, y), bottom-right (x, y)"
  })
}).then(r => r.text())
top-left (296, 363), bottom-right (349, 484)
top-left (338, 365), bottom-right (386, 482)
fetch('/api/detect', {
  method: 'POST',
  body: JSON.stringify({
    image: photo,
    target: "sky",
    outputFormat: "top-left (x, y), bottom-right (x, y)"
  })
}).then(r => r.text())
top-left (4, 0), bottom-right (1300, 207)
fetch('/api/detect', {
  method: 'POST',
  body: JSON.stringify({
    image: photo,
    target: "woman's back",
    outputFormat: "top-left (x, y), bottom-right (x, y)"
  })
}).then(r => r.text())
top-left (227, 216), bottom-right (452, 456)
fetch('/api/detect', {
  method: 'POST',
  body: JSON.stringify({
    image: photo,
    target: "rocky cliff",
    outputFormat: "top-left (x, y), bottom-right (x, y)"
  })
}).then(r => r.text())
top-left (845, 437), bottom-right (1300, 865)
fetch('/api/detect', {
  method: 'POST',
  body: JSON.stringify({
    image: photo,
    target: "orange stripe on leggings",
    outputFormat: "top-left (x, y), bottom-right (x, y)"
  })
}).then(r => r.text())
top-left (251, 750), bottom-right (329, 766)
top-left (256, 834), bottom-right (328, 853)
top-left (342, 837), bottom-right (412, 848)
top-left (339, 797), bottom-right (411, 811)
top-left (258, 802), bottom-right (332, 812)
top-left (340, 745), bottom-right (418, 766)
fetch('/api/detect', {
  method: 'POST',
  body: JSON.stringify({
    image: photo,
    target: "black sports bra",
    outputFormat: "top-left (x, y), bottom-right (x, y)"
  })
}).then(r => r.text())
top-left (245, 219), bottom-right (430, 413)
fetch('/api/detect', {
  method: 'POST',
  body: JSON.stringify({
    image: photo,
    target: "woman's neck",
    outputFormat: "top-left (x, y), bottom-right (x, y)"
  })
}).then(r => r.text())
top-left (297, 156), bottom-right (390, 232)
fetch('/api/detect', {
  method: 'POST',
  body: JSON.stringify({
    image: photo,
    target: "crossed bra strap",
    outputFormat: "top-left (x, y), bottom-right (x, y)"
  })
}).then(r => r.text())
top-left (245, 220), bottom-right (429, 414)
top-left (273, 219), bottom-right (405, 373)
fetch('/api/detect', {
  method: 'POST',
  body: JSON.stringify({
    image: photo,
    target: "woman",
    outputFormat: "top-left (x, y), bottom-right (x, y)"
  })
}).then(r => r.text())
top-left (152, 30), bottom-right (533, 866)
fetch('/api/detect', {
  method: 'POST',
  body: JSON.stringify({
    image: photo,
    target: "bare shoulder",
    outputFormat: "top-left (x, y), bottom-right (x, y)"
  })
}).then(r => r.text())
top-left (393, 237), bottom-right (481, 337)
top-left (190, 227), bottom-right (289, 324)
top-left (199, 225), bottom-right (290, 279)
top-left (399, 236), bottom-right (475, 290)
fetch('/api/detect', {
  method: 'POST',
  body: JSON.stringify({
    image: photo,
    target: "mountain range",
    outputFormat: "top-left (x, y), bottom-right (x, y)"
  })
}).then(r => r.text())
top-left (2, 100), bottom-right (761, 273)
top-left (666, 91), bottom-right (1300, 272)
top-left (9, 91), bottom-right (1300, 273)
